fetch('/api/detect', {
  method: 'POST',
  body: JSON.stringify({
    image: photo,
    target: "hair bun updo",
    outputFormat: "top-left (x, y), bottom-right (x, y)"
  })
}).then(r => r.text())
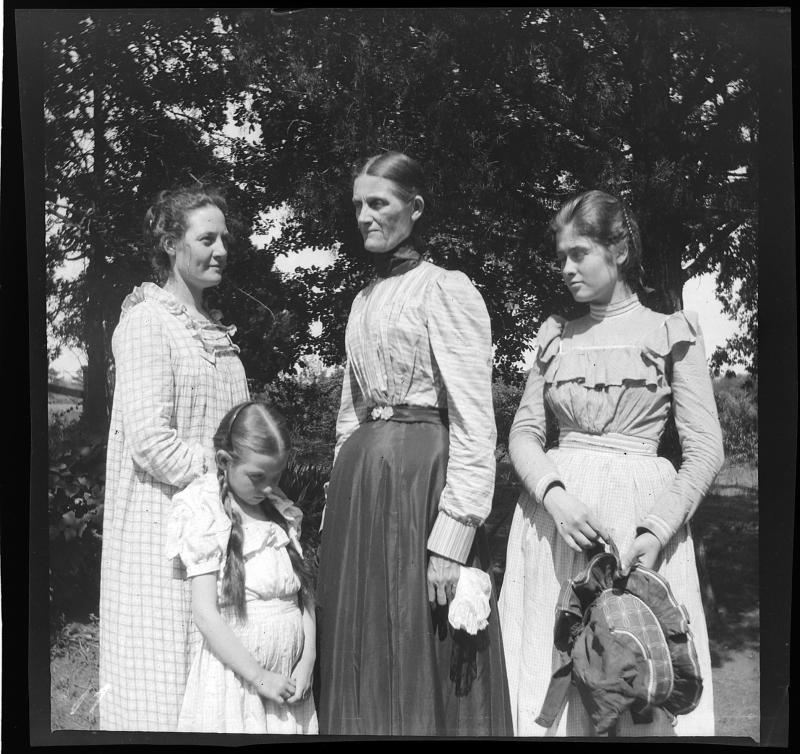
top-left (354, 151), bottom-right (428, 245)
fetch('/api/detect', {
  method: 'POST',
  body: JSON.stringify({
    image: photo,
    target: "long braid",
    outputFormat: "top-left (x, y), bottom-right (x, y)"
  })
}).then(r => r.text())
top-left (218, 468), bottom-right (248, 622)
top-left (621, 202), bottom-right (647, 292)
top-left (260, 500), bottom-right (317, 601)
top-left (212, 400), bottom-right (315, 621)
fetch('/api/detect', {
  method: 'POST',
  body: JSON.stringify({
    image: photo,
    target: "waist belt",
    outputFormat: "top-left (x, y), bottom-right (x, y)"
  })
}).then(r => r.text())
top-left (368, 404), bottom-right (448, 426)
top-left (558, 431), bottom-right (657, 456)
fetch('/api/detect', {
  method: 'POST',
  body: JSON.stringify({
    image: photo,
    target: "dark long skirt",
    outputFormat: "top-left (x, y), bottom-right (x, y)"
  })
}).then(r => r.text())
top-left (317, 406), bottom-right (512, 736)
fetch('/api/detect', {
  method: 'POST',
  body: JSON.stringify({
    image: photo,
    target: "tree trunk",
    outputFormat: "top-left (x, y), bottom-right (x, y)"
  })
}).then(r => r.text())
top-left (82, 262), bottom-right (109, 432)
top-left (627, 14), bottom-right (683, 315)
top-left (627, 14), bottom-right (721, 632)
top-left (82, 19), bottom-right (111, 433)
top-left (645, 248), bottom-right (684, 315)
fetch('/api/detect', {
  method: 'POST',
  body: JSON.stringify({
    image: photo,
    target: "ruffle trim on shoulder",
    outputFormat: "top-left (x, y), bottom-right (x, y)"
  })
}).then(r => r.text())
top-left (638, 310), bottom-right (699, 384)
top-left (165, 474), bottom-right (232, 572)
top-left (541, 310), bottom-right (699, 388)
top-left (121, 283), bottom-right (240, 359)
top-left (536, 315), bottom-right (567, 367)
top-left (239, 500), bottom-right (304, 559)
top-left (640, 310), bottom-right (699, 360)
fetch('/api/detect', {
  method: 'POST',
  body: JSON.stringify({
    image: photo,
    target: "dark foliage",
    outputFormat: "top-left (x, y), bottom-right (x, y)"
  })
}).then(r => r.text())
top-left (46, 9), bottom-right (758, 433)
top-left (48, 424), bottom-right (107, 627)
top-left (222, 8), bottom-right (757, 376)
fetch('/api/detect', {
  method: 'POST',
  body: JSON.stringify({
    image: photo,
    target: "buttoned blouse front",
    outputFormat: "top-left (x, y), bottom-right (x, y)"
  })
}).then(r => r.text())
top-left (335, 260), bottom-right (497, 563)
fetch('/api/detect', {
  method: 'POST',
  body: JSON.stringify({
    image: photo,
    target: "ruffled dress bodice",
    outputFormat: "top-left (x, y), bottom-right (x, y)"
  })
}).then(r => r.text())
top-left (508, 296), bottom-right (723, 548)
top-left (120, 282), bottom-right (241, 364)
top-left (537, 302), bottom-right (700, 444)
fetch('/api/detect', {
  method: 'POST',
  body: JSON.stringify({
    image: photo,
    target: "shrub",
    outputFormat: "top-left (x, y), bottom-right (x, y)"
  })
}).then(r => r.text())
top-left (255, 367), bottom-right (343, 468)
top-left (713, 376), bottom-right (758, 464)
top-left (492, 378), bottom-right (524, 454)
top-left (279, 455), bottom-right (328, 585)
top-left (49, 423), bottom-right (107, 629)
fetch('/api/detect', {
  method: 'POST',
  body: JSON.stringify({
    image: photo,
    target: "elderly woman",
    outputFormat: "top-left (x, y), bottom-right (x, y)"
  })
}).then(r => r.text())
top-left (498, 190), bottom-right (723, 737)
top-left (99, 186), bottom-right (249, 730)
top-left (316, 152), bottom-right (512, 736)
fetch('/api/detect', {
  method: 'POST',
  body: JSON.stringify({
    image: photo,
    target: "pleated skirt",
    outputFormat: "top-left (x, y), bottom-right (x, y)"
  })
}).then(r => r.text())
top-left (317, 409), bottom-right (512, 736)
top-left (498, 439), bottom-right (715, 737)
top-left (178, 597), bottom-right (318, 734)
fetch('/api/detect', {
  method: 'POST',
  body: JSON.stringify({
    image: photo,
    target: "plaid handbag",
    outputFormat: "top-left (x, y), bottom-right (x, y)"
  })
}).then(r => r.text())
top-left (535, 540), bottom-right (703, 734)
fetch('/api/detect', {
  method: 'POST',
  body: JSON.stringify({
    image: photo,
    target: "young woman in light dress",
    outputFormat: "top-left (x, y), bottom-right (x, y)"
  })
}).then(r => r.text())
top-left (498, 190), bottom-right (724, 737)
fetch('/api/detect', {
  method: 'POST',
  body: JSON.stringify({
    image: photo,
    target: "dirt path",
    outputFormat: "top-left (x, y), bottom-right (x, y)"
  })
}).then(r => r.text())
top-left (712, 646), bottom-right (760, 740)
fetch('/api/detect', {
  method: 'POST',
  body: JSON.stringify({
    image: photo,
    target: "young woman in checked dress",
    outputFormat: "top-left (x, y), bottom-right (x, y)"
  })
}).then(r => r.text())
top-left (99, 187), bottom-right (249, 730)
top-left (498, 190), bottom-right (724, 737)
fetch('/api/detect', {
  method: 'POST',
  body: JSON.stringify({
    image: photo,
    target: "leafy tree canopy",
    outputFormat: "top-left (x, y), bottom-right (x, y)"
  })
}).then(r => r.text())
top-left (44, 10), bottom-right (318, 427)
top-left (223, 7), bottom-right (758, 375)
top-left (43, 8), bottom-right (759, 431)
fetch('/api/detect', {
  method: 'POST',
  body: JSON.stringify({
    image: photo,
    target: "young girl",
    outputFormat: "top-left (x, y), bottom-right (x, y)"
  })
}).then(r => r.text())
top-left (166, 401), bottom-right (318, 733)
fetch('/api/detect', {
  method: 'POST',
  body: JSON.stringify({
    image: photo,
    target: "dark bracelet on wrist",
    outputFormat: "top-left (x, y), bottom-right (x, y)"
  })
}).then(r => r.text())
top-left (542, 479), bottom-right (565, 501)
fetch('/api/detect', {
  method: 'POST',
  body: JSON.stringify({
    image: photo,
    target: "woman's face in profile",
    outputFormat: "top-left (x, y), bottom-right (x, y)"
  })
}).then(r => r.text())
top-left (555, 222), bottom-right (620, 305)
top-left (352, 174), bottom-right (421, 254)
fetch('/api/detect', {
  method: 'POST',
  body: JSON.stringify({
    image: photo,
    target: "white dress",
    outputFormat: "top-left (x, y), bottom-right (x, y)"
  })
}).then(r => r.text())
top-left (499, 298), bottom-right (724, 737)
top-left (166, 474), bottom-right (318, 734)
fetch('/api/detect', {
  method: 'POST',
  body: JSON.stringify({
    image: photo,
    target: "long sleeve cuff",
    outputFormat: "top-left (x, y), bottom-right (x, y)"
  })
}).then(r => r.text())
top-left (534, 472), bottom-right (563, 505)
top-left (427, 512), bottom-right (477, 563)
top-left (637, 513), bottom-right (674, 549)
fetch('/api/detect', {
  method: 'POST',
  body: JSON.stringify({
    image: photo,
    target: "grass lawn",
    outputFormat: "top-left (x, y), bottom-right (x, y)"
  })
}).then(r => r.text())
top-left (50, 461), bottom-right (759, 739)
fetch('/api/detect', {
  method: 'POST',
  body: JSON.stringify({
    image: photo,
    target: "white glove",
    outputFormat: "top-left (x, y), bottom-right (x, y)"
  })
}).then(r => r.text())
top-left (448, 566), bottom-right (492, 635)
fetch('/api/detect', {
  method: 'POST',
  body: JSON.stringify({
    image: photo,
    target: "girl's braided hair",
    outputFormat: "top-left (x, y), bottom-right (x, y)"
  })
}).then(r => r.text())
top-left (213, 401), bottom-right (315, 621)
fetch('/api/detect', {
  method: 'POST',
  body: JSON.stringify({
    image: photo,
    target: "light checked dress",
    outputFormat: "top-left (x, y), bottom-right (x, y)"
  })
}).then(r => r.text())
top-left (99, 283), bottom-right (249, 731)
top-left (498, 295), bottom-right (724, 737)
top-left (167, 474), bottom-right (318, 734)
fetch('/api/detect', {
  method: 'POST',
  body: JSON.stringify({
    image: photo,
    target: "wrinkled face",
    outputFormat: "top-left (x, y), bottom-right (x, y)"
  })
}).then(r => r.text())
top-left (555, 223), bottom-right (621, 305)
top-left (221, 447), bottom-right (286, 509)
top-left (169, 204), bottom-right (229, 293)
top-left (352, 174), bottom-right (422, 254)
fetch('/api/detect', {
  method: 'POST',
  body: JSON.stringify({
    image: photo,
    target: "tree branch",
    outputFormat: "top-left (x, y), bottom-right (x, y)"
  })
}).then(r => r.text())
top-left (681, 218), bottom-right (743, 280)
top-left (47, 206), bottom-right (90, 230)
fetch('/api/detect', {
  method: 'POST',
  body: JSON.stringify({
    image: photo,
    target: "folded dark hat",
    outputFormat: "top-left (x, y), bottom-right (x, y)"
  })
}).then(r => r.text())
top-left (536, 542), bottom-right (703, 734)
